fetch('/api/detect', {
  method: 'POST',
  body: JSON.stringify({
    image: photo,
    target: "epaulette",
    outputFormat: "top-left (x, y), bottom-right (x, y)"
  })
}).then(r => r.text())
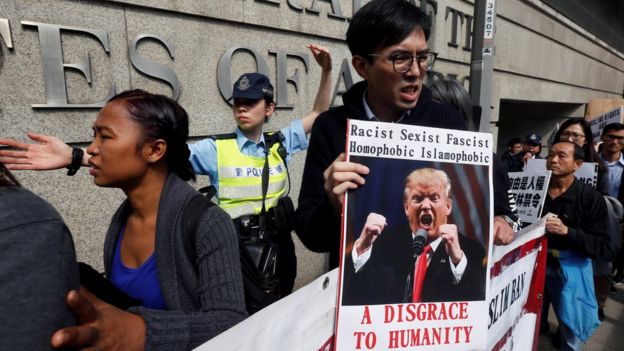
top-left (209, 133), bottom-right (238, 140)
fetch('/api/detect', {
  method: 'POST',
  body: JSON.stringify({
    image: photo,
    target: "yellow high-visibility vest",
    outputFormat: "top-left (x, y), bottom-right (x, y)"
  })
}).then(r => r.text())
top-left (215, 134), bottom-right (287, 219)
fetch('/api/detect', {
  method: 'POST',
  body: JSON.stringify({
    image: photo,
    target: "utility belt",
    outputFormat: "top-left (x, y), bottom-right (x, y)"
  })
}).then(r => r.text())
top-left (233, 197), bottom-right (295, 241)
top-left (233, 197), bottom-right (295, 297)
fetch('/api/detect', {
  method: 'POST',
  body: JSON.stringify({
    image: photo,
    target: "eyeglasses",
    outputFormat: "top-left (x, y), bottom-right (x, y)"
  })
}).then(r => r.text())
top-left (604, 134), bottom-right (624, 143)
top-left (559, 131), bottom-right (585, 142)
top-left (368, 52), bottom-right (438, 73)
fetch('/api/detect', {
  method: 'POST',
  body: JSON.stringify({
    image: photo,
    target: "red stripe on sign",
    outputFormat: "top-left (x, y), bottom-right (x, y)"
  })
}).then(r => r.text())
top-left (489, 238), bottom-right (544, 278)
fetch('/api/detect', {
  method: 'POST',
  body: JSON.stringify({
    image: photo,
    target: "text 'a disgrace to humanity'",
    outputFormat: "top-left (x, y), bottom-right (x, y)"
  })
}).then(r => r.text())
top-left (354, 302), bottom-right (473, 349)
top-left (348, 124), bottom-right (491, 163)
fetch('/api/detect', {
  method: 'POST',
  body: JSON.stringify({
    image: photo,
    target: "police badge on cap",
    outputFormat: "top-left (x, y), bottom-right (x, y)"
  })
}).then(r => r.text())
top-left (238, 76), bottom-right (251, 91)
top-left (229, 73), bottom-right (273, 101)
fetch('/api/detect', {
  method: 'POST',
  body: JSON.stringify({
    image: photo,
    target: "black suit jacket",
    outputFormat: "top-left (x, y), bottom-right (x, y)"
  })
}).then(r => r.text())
top-left (342, 229), bottom-right (486, 305)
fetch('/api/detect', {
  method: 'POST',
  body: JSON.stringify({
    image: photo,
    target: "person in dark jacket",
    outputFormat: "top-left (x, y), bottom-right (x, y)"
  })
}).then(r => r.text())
top-left (294, 0), bottom-right (467, 268)
top-left (543, 141), bottom-right (610, 350)
top-left (501, 137), bottom-right (524, 172)
top-left (295, 0), bottom-right (519, 268)
top-left (0, 161), bottom-right (79, 351)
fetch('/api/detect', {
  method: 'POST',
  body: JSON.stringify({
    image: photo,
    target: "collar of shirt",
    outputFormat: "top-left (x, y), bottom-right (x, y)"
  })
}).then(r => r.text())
top-left (234, 127), bottom-right (267, 156)
top-left (551, 178), bottom-right (581, 203)
top-left (362, 89), bottom-right (410, 123)
top-left (599, 152), bottom-right (624, 167)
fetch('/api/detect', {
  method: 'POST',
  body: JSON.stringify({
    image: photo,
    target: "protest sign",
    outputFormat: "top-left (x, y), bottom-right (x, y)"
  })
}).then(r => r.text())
top-left (195, 207), bottom-right (548, 351)
top-left (587, 106), bottom-right (623, 143)
top-left (524, 158), bottom-right (597, 188)
top-left (487, 217), bottom-right (549, 351)
top-left (195, 269), bottom-right (338, 351)
top-left (336, 119), bottom-right (493, 350)
top-left (507, 171), bottom-right (550, 224)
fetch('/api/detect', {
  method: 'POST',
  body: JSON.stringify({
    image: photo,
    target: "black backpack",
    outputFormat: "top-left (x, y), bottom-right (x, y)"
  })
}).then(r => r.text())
top-left (181, 194), bottom-right (277, 315)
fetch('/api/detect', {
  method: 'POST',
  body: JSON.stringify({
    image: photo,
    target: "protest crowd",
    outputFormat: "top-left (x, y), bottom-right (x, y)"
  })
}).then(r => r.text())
top-left (0, 1), bottom-right (622, 350)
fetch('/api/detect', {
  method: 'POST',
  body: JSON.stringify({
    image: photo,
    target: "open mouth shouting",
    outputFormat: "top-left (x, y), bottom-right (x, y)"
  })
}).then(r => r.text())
top-left (420, 212), bottom-right (434, 230)
top-left (400, 85), bottom-right (420, 102)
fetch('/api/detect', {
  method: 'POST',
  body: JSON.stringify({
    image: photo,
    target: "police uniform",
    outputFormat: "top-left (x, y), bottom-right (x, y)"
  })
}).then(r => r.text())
top-left (187, 73), bottom-right (308, 295)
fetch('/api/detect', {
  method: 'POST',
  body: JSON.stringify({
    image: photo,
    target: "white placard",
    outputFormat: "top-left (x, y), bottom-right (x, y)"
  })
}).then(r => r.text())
top-left (337, 120), bottom-right (493, 350)
top-left (507, 171), bottom-right (551, 224)
top-left (587, 106), bottom-right (623, 143)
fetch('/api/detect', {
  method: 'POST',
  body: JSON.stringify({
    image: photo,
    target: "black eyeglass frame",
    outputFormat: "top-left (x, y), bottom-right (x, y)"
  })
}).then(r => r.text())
top-left (367, 52), bottom-right (439, 73)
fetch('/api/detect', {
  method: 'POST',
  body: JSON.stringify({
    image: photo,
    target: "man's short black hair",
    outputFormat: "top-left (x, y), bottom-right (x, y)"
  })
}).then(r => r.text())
top-left (346, 0), bottom-right (431, 59)
top-left (551, 140), bottom-right (584, 161)
top-left (507, 138), bottom-right (522, 148)
top-left (602, 122), bottom-right (624, 136)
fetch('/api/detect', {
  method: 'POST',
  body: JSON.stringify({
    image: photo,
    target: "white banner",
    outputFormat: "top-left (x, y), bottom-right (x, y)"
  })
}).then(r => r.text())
top-left (487, 217), bottom-right (549, 351)
top-left (196, 269), bottom-right (338, 351)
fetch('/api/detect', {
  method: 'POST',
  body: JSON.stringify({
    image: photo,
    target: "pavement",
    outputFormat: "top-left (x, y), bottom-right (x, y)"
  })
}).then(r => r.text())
top-left (537, 282), bottom-right (624, 350)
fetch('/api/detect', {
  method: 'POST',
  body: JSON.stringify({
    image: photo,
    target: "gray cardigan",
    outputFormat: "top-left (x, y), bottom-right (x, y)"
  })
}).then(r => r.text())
top-left (103, 174), bottom-right (247, 351)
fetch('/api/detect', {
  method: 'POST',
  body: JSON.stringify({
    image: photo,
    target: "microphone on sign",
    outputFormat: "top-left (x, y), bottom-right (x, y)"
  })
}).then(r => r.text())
top-left (412, 228), bottom-right (427, 259)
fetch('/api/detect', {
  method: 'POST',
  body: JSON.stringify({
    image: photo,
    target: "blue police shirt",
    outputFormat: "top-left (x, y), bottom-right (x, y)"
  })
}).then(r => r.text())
top-left (188, 119), bottom-right (308, 194)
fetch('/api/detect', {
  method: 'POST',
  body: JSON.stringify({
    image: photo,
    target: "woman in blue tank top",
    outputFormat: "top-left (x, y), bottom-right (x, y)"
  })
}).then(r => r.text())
top-left (45, 90), bottom-right (246, 350)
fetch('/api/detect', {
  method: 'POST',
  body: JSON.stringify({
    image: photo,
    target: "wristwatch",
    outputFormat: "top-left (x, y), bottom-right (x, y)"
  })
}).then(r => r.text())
top-left (67, 147), bottom-right (84, 176)
top-left (500, 214), bottom-right (521, 232)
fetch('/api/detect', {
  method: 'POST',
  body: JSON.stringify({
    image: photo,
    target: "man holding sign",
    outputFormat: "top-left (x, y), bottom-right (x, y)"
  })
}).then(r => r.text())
top-left (343, 168), bottom-right (486, 305)
top-left (295, 0), bottom-right (515, 270)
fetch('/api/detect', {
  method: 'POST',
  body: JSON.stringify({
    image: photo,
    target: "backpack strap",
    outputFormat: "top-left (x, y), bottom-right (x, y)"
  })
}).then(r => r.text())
top-left (264, 131), bottom-right (288, 161)
top-left (264, 131), bottom-right (291, 197)
top-left (181, 194), bottom-right (217, 272)
top-left (181, 193), bottom-right (277, 314)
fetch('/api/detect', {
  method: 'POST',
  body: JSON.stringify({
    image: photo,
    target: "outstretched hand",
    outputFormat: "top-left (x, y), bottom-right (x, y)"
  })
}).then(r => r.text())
top-left (0, 132), bottom-right (73, 170)
top-left (323, 153), bottom-right (370, 213)
top-left (307, 44), bottom-right (332, 72)
top-left (51, 287), bottom-right (146, 351)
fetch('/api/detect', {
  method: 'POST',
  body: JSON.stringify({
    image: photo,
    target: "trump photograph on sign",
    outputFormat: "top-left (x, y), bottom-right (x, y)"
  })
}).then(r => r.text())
top-left (341, 156), bottom-right (490, 306)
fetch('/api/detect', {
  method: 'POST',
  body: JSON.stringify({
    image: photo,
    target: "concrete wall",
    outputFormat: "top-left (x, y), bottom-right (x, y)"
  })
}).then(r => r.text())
top-left (1, 0), bottom-right (622, 289)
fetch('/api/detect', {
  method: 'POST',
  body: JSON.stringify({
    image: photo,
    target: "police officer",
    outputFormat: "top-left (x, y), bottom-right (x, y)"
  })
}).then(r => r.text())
top-left (188, 47), bottom-right (332, 296)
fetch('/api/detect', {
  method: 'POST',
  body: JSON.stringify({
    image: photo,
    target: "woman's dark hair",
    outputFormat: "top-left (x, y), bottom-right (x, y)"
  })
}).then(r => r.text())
top-left (430, 78), bottom-right (475, 131)
top-left (347, 0), bottom-right (431, 60)
top-left (263, 85), bottom-right (275, 106)
top-left (553, 118), bottom-right (605, 171)
top-left (0, 161), bottom-right (20, 187)
top-left (108, 90), bottom-right (195, 182)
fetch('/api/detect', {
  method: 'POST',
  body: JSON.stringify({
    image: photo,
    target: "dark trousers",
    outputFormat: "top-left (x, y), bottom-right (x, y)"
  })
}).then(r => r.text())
top-left (277, 230), bottom-right (296, 296)
top-left (594, 274), bottom-right (611, 309)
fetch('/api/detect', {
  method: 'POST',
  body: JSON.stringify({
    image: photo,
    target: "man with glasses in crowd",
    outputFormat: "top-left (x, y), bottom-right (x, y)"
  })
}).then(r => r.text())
top-left (599, 123), bottom-right (624, 284)
top-left (294, 0), bottom-right (469, 268)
